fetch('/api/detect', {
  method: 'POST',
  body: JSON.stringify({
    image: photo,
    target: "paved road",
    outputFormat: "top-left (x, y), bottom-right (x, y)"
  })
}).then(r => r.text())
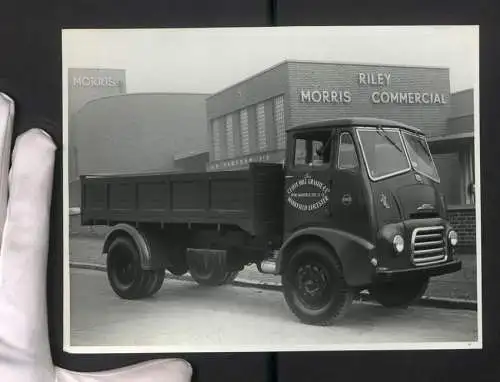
top-left (69, 268), bottom-right (478, 350)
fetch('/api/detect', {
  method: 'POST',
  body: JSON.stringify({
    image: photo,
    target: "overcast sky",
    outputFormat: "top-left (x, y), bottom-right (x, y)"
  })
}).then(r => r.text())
top-left (62, 26), bottom-right (478, 94)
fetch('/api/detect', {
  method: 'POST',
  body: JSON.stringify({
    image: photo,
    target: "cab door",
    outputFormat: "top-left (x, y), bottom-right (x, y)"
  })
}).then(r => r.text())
top-left (283, 128), bottom-right (335, 239)
top-left (329, 129), bottom-right (371, 242)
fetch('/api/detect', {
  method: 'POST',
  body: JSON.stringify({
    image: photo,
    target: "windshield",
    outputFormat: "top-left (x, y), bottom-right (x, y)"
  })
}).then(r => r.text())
top-left (356, 128), bottom-right (411, 180)
top-left (402, 131), bottom-right (440, 182)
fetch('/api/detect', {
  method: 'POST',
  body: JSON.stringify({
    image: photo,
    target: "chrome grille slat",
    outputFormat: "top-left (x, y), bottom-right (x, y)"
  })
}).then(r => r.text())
top-left (415, 233), bottom-right (442, 240)
top-left (413, 247), bottom-right (444, 255)
top-left (414, 240), bottom-right (444, 247)
top-left (411, 225), bottom-right (447, 266)
top-left (413, 255), bottom-right (445, 263)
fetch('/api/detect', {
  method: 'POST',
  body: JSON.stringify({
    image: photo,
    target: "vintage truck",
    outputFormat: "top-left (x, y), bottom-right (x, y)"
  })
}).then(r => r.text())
top-left (79, 117), bottom-right (461, 325)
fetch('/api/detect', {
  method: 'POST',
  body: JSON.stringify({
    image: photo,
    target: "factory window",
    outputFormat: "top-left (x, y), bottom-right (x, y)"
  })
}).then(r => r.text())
top-left (212, 119), bottom-right (221, 161)
top-left (274, 95), bottom-right (286, 150)
top-left (240, 109), bottom-right (250, 155)
top-left (256, 103), bottom-right (267, 151)
top-left (225, 114), bottom-right (235, 158)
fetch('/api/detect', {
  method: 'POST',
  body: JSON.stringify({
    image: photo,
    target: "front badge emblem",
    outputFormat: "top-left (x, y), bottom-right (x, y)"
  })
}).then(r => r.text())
top-left (380, 193), bottom-right (391, 209)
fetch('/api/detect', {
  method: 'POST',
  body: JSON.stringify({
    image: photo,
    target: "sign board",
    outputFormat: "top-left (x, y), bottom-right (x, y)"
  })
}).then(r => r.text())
top-left (71, 76), bottom-right (121, 88)
top-left (298, 71), bottom-right (447, 106)
top-left (288, 62), bottom-right (451, 138)
top-left (207, 150), bottom-right (285, 171)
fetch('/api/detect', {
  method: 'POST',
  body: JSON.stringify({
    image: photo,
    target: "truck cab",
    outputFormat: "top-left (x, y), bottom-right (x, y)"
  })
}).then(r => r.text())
top-left (276, 118), bottom-right (462, 325)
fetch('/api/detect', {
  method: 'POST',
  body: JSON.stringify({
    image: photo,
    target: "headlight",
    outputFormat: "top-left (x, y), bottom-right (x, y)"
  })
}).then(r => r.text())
top-left (393, 235), bottom-right (404, 253)
top-left (448, 230), bottom-right (458, 246)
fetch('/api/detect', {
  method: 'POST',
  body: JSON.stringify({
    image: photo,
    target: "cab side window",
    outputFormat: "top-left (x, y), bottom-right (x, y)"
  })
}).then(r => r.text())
top-left (294, 133), bottom-right (332, 167)
top-left (338, 132), bottom-right (359, 170)
top-left (294, 138), bottom-right (308, 165)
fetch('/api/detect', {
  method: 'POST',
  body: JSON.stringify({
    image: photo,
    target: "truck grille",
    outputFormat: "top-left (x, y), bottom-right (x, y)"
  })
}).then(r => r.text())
top-left (410, 226), bottom-right (447, 266)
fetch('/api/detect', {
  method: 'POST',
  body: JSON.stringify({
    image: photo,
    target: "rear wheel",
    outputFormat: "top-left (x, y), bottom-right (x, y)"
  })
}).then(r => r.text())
top-left (368, 276), bottom-right (429, 308)
top-left (142, 269), bottom-right (165, 297)
top-left (187, 253), bottom-right (239, 286)
top-left (282, 242), bottom-right (354, 326)
top-left (106, 236), bottom-right (164, 299)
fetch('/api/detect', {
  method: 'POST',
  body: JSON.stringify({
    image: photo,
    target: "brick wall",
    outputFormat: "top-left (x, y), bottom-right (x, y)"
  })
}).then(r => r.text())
top-left (206, 62), bottom-right (289, 120)
top-left (448, 206), bottom-right (476, 253)
top-left (286, 61), bottom-right (451, 138)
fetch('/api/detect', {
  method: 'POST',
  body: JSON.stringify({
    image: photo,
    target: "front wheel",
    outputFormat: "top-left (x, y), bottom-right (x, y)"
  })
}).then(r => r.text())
top-left (368, 276), bottom-right (429, 308)
top-left (282, 242), bottom-right (354, 326)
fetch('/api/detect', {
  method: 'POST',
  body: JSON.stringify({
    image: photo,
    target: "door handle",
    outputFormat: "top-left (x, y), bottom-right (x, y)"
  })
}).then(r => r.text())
top-left (285, 175), bottom-right (294, 179)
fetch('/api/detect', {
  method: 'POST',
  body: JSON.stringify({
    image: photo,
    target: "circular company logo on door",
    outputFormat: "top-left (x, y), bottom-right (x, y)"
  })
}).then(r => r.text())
top-left (286, 174), bottom-right (331, 212)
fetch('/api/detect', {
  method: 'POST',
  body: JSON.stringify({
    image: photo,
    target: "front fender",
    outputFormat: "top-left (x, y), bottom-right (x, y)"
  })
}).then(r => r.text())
top-left (277, 227), bottom-right (376, 287)
top-left (102, 223), bottom-right (153, 270)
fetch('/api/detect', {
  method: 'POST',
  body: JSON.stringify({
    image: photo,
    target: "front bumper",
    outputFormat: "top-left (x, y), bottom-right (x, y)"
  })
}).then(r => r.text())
top-left (374, 259), bottom-right (462, 282)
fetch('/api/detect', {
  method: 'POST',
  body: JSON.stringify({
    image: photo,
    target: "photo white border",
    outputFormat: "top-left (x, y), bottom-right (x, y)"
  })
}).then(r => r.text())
top-left (62, 30), bottom-right (71, 351)
top-left (473, 26), bottom-right (482, 346)
top-left (61, 25), bottom-right (482, 354)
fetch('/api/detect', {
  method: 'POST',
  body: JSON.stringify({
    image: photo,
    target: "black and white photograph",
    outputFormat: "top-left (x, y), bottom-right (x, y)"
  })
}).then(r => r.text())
top-left (62, 26), bottom-right (481, 353)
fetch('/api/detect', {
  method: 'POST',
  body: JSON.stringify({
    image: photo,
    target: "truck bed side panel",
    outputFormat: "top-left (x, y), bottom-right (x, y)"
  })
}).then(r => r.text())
top-left (253, 164), bottom-right (284, 240)
top-left (80, 164), bottom-right (284, 237)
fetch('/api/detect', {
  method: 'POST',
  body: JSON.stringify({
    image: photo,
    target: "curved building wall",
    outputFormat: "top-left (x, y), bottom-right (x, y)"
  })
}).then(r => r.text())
top-left (68, 68), bottom-right (127, 118)
top-left (69, 92), bottom-right (210, 183)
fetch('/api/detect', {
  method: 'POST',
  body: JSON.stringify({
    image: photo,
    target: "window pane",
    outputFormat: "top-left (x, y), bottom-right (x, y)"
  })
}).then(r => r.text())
top-left (212, 119), bottom-right (221, 161)
top-left (225, 114), bottom-right (235, 158)
top-left (274, 95), bottom-right (286, 150)
top-left (402, 132), bottom-right (439, 182)
top-left (294, 131), bottom-right (331, 167)
top-left (338, 133), bottom-right (358, 169)
top-left (240, 109), bottom-right (250, 155)
top-left (294, 138), bottom-right (307, 165)
top-left (256, 103), bottom-right (267, 151)
top-left (357, 129), bottom-right (410, 179)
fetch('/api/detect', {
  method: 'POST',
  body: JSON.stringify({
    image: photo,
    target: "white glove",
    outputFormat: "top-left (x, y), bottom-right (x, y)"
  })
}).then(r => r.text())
top-left (0, 92), bottom-right (193, 382)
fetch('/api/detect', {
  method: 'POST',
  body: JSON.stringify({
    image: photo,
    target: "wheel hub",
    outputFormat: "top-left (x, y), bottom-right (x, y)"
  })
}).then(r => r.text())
top-left (116, 258), bottom-right (134, 285)
top-left (296, 264), bottom-right (329, 306)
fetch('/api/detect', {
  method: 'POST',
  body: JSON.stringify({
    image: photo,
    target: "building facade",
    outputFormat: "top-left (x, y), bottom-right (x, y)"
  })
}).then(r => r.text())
top-left (428, 88), bottom-right (475, 251)
top-left (206, 60), bottom-right (451, 171)
top-left (202, 60), bottom-right (476, 251)
top-left (67, 61), bottom-right (476, 251)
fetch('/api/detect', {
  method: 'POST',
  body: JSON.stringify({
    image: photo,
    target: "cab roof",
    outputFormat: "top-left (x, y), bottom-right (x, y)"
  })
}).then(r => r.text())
top-left (288, 117), bottom-right (424, 135)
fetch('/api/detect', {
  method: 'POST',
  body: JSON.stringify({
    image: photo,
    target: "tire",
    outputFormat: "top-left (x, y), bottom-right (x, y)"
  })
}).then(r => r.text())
top-left (224, 270), bottom-right (239, 284)
top-left (141, 269), bottom-right (165, 297)
top-left (368, 276), bottom-right (429, 308)
top-left (106, 236), bottom-right (156, 299)
top-left (187, 254), bottom-right (238, 286)
top-left (282, 242), bottom-right (354, 326)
